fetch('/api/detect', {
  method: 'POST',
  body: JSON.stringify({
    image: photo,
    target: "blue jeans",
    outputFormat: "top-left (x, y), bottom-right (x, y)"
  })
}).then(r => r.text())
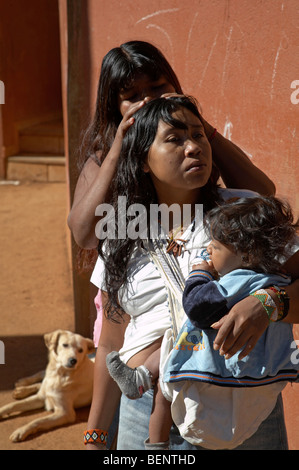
top-left (117, 389), bottom-right (288, 450)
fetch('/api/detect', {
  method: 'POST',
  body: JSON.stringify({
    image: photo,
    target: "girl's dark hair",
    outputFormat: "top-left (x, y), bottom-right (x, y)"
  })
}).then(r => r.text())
top-left (76, 41), bottom-right (183, 272)
top-left (204, 195), bottom-right (299, 274)
top-left (79, 40), bottom-right (182, 170)
top-left (99, 95), bottom-right (221, 321)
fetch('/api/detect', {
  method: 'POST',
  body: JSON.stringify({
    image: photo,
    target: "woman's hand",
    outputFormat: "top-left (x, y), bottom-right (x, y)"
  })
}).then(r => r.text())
top-left (211, 295), bottom-right (269, 360)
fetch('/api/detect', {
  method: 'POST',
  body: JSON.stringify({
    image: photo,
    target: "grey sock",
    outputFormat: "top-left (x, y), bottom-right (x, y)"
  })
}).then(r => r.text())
top-left (144, 438), bottom-right (169, 450)
top-left (106, 351), bottom-right (153, 399)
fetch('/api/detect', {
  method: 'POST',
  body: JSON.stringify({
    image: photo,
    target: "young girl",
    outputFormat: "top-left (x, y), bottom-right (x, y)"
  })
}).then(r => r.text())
top-left (68, 40), bottom-right (183, 345)
top-left (67, 40), bottom-right (275, 349)
top-left (107, 194), bottom-right (299, 449)
top-left (86, 96), bottom-right (299, 450)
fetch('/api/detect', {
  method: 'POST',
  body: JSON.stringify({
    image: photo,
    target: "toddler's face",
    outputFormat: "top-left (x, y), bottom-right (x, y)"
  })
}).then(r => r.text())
top-left (207, 239), bottom-right (244, 276)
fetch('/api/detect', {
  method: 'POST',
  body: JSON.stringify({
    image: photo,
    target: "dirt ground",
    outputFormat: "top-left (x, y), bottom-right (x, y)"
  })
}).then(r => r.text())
top-left (0, 180), bottom-right (298, 451)
top-left (0, 181), bottom-right (90, 450)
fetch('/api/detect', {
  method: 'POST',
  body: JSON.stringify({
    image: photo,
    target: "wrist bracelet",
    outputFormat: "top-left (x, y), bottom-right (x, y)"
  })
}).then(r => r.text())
top-left (84, 429), bottom-right (108, 446)
top-left (208, 128), bottom-right (217, 142)
top-left (250, 289), bottom-right (279, 323)
top-left (268, 286), bottom-right (290, 321)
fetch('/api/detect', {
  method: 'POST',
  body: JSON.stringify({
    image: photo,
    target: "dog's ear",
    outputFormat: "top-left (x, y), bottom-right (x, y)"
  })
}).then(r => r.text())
top-left (85, 338), bottom-right (95, 354)
top-left (44, 330), bottom-right (63, 352)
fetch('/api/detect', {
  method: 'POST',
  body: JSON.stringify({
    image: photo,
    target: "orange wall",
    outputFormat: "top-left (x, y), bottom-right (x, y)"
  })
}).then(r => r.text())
top-left (61, 3), bottom-right (299, 448)
top-left (79, 0), bottom-right (298, 216)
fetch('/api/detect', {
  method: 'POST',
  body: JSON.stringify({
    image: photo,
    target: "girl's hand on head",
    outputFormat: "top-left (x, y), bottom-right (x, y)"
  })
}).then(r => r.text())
top-left (211, 295), bottom-right (269, 360)
top-left (117, 99), bottom-right (148, 138)
top-left (109, 99), bottom-right (149, 164)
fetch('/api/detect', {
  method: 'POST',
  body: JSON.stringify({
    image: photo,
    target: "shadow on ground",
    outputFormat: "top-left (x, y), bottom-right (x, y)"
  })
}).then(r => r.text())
top-left (0, 335), bottom-right (47, 391)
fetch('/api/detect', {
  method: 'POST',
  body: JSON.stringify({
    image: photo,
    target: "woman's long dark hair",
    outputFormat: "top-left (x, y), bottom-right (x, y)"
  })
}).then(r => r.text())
top-left (79, 40), bottom-right (183, 170)
top-left (99, 96), bottom-right (221, 322)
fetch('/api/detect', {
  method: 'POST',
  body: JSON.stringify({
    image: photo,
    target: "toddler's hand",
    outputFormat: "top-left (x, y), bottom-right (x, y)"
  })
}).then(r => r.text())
top-left (191, 259), bottom-right (218, 279)
top-left (192, 260), bottom-right (211, 271)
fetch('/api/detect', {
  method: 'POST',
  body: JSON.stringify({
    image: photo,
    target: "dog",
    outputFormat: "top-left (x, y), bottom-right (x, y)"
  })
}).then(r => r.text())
top-left (0, 330), bottom-right (95, 442)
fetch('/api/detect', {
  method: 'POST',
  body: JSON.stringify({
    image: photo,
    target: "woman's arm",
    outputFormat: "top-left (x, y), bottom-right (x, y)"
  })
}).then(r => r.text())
top-left (211, 295), bottom-right (269, 360)
top-left (86, 292), bottom-right (129, 450)
top-left (67, 100), bottom-right (147, 249)
top-left (203, 119), bottom-right (276, 196)
top-left (212, 250), bottom-right (299, 359)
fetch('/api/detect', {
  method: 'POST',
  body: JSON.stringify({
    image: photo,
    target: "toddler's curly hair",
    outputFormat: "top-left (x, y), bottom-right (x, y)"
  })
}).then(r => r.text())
top-left (204, 195), bottom-right (299, 274)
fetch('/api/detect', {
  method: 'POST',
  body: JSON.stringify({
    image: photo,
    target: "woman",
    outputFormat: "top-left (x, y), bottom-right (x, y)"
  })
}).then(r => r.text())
top-left (85, 96), bottom-right (299, 450)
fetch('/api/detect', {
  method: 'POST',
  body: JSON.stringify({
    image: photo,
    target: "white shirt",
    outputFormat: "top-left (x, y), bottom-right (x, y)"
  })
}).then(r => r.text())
top-left (90, 189), bottom-right (258, 364)
top-left (91, 218), bottom-right (209, 363)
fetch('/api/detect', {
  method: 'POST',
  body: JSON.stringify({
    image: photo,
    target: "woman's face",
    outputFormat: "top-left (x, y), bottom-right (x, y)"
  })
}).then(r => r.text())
top-left (144, 107), bottom-right (212, 203)
top-left (118, 74), bottom-right (176, 116)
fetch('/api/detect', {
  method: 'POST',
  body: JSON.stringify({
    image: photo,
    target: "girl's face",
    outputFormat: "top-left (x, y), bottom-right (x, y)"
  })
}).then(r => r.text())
top-left (144, 107), bottom-right (212, 204)
top-left (118, 74), bottom-right (176, 116)
top-left (207, 238), bottom-right (244, 276)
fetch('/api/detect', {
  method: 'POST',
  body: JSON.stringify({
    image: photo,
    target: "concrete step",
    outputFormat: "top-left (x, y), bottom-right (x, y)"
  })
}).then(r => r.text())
top-left (19, 119), bottom-right (64, 155)
top-left (6, 117), bottom-right (66, 182)
top-left (6, 154), bottom-right (66, 182)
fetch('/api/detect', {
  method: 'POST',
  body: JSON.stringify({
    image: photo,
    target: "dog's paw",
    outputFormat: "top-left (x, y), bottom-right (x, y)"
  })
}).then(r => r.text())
top-left (14, 378), bottom-right (28, 388)
top-left (0, 408), bottom-right (9, 420)
top-left (12, 387), bottom-right (28, 399)
top-left (10, 427), bottom-right (28, 442)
